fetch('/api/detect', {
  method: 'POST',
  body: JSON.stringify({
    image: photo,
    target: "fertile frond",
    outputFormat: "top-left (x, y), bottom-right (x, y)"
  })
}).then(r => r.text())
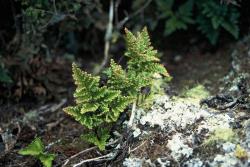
top-left (123, 28), bottom-right (171, 98)
top-left (106, 59), bottom-right (149, 97)
top-left (106, 59), bottom-right (134, 95)
top-left (72, 63), bottom-right (100, 91)
top-left (125, 27), bottom-right (159, 64)
top-left (107, 95), bottom-right (134, 122)
top-left (125, 28), bottom-right (169, 77)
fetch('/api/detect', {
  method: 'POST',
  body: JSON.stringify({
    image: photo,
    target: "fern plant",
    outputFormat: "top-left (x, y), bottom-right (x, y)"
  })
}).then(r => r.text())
top-left (156, 0), bottom-right (194, 36)
top-left (64, 27), bottom-right (170, 150)
top-left (155, 0), bottom-right (240, 44)
top-left (64, 63), bottom-right (133, 150)
top-left (19, 137), bottom-right (56, 167)
top-left (196, 0), bottom-right (239, 44)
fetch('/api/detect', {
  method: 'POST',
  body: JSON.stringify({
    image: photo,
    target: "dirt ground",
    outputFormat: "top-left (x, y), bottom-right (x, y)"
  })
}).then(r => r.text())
top-left (0, 41), bottom-right (235, 166)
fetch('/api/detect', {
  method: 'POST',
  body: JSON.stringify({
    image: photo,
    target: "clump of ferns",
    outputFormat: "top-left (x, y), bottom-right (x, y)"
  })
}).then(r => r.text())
top-left (63, 27), bottom-right (171, 150)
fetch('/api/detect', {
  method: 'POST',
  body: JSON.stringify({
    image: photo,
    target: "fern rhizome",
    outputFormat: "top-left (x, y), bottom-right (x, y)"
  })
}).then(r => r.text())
top-left (63, 27), bottom-right (171, 150)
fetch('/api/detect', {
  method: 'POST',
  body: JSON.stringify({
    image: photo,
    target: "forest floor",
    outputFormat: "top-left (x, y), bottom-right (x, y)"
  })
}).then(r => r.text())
top-left (0, 38), bottom-right (248, 167)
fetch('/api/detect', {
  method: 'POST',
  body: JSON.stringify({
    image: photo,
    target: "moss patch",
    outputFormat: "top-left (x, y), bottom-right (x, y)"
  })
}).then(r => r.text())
top-left (234, 145), bottom-right (248, 160)
top-left (205, 128), bottom-right (237, 145)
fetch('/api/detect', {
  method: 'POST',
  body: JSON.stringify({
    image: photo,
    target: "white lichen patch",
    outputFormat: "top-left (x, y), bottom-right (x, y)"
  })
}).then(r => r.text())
top-left (140, 95), bottom-right (233, 134)
top-left (167, 133), bottom-right (193, 161)
top-left (123, 158), bottom-right (144, 167)
top-left (197, 114), bottom-right (233, 134)
top-left (132, 128), bottom-right (141, 138)
top-left (210, 154), bottom-right (239, 167)
top-left (244, 120), bottom-right (250, 148)
top-left (140, 96), bottom-right (206, 131)
top-left (183, 158), bottom-right (204, 167)
top-left (222, 142), bottom-right (236, 153)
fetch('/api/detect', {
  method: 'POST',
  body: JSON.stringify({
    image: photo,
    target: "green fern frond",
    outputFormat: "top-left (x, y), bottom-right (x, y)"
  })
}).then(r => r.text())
top-left (64, 63), bottom-right (134, 129)
top-left (125, 27), bottom-right (169, 77)
top-left (72, 63), bottom-right (100, 93)
top-left (19, 137), bottom-right (55, 167)
top-left (39, 153), bottom-right (56, 167)
top-left (64, 104), bottom-right (104, 129)
top-left (106, 59), bottom-right (137, 95)
top-left (18, 137), bottom-right (44, 156)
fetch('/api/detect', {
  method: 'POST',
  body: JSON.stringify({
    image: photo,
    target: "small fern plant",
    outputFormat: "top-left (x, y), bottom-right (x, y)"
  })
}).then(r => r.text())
top-left (18, 137), bottom-right (56, 167)
top-left (63, 27), bottom-right (171, 150)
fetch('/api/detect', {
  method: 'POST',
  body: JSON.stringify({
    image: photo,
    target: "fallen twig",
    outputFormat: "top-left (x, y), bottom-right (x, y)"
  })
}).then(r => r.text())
top-left (129, 140), bottom-right (147, 153)
top-left (46, 117), bottom-right (65, 131)
top-left (62, 146), bottom-right (97, 167)
top-left (45, 139), bottom-right (61, 150)
top-left (62, 139), bottom-right (120, 166)
top-left (72, 152), bottom-right (116, 167)
top-left (38, 98), bottom-right (67, 114)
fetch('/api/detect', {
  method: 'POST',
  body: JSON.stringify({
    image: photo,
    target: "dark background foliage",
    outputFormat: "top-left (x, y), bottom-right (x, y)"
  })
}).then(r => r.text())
top-left (0, 0), bottom-right (249, 104)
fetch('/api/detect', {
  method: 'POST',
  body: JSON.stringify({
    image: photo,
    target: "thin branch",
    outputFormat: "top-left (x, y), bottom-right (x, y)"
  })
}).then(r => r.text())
top-left (94, 0), bottom-right (152, 74)
top-left (72, 152), bottom-right (115, 167)
top-left (94, 0), bottom-right (114, 74)
top-left (117, 0), bottom-right (153, 30)
top-left (53, 0), bottom-right (57, 14)
top-left (45, 139), bottom-right (61, 150)
top-left (62, 139), bottom-right (120, 166)
top-left (62, 146), bottom-right (97, 167)
top-left (129, 140), bottom-right (147, 153)
top-left (115, 0), bottom-right (121, 25)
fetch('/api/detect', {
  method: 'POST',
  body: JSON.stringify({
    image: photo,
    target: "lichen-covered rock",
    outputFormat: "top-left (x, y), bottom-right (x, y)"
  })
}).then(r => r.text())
top-left (230, 36), bottom-right (250, 75)
top-left (123, 92), bottom-right (250, 166)
top-left (122, 38), bottom-right (250, 167)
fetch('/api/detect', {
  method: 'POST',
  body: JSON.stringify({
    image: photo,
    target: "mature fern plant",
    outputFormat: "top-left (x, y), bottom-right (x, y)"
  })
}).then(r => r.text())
top-left (64, 27), bottom-right (170, 150)
top-left (64, 63), bottom-right (133, 150)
